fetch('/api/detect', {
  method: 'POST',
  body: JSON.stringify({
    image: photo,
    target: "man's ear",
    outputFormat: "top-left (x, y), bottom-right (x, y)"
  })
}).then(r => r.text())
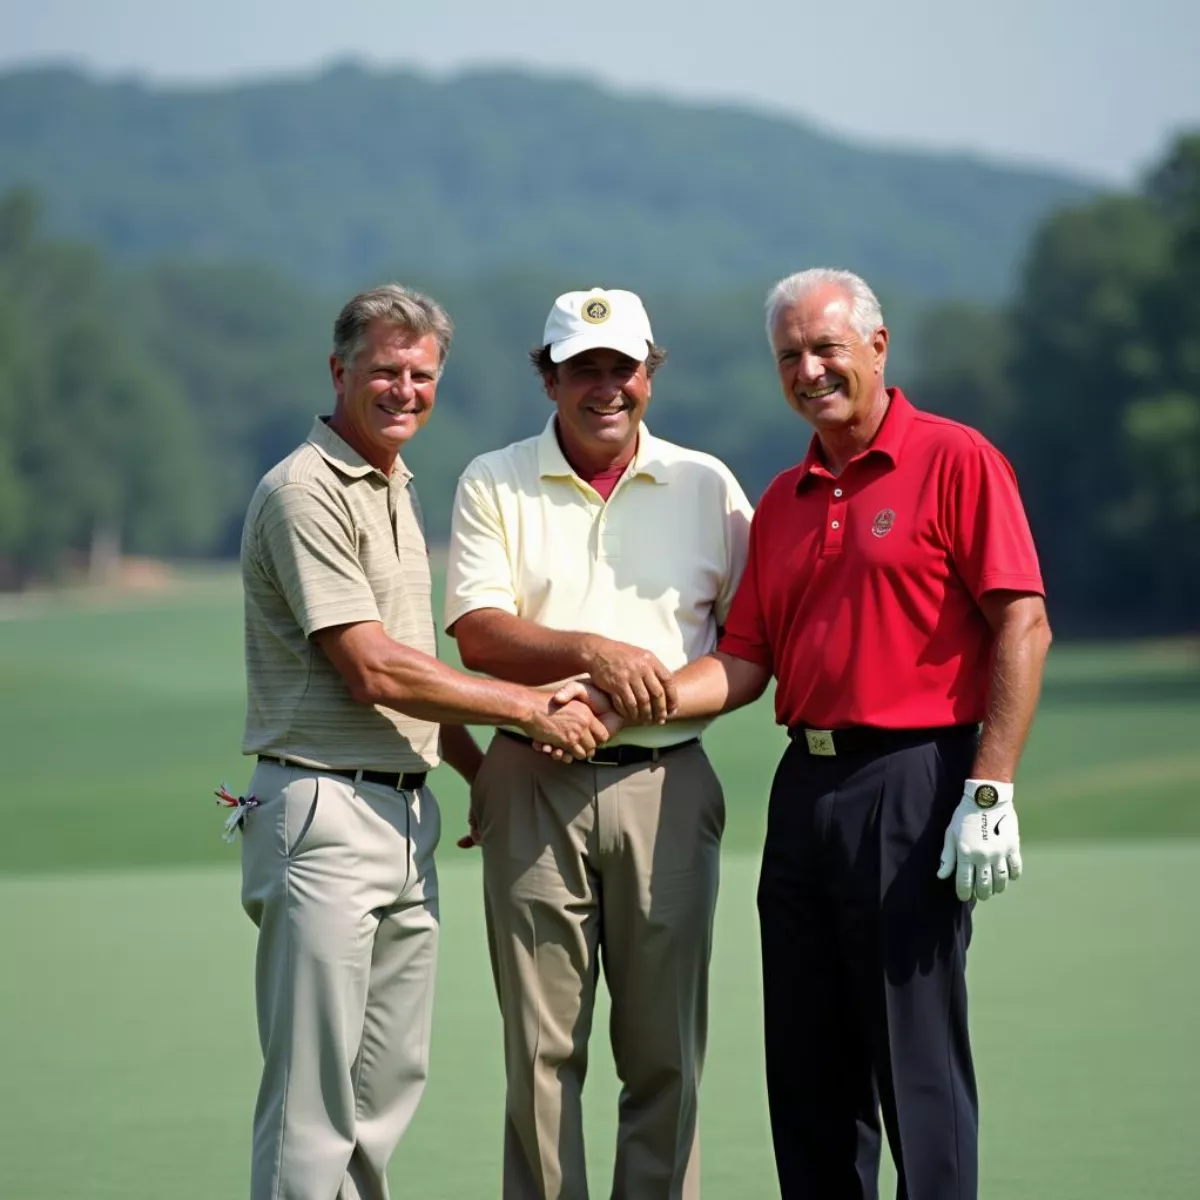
top-left (329, 353), bottom-right (345, 396)
top-left (872, 325), bottom-right (889, 375)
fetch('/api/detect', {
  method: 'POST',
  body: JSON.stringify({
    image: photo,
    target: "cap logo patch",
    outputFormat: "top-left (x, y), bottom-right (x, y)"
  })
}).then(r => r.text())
top-left (871, 508), bottom-right (896, 538)
top-left (581, 297), bottom-right (611, 324)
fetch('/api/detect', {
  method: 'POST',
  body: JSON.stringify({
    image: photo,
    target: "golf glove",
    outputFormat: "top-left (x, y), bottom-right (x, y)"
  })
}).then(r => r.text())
top-left (936, 779), bottom-right (1022, 902)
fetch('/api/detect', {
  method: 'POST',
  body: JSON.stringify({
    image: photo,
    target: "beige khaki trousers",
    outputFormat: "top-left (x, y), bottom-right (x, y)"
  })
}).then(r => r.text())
top-left (475, 733), bottom-right (725, 1200)
top-left (240, 760), bottom-right (441, 1200)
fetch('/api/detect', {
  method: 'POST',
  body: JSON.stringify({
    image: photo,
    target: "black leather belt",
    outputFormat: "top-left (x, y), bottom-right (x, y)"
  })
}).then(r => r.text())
top-left (788, 724), bottom-right (977, 757)
top-left (257, 754), bottom-right (427, 791)
top-left (496, 728), bottom-right (699, 766)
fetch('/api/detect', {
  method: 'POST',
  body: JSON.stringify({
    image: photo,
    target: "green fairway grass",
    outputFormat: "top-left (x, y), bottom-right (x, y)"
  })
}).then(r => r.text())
top-left (2, 573), bottom-right (1198, 874)
top-left (0, 848), bottom-right (1196, 1199)
top-left (1, 576), bottom-right (1197, 1197)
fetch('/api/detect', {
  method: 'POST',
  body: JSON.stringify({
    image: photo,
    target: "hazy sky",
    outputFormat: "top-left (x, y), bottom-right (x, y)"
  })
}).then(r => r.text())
top-left (4, 0), bottom-right (1198, 183)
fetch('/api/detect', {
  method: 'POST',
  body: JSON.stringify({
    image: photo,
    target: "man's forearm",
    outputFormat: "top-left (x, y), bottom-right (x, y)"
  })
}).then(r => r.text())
top-left (669, 651), bottom-right (771, 720)
top-left (972, 604), bottom-right (1052, 781)
top-left (453, 609), bottom-right (600, 685)
top-left (318, 623), bottom-right (541, 727)
top-left (368, 651), bottom-right (536, 726)
top-left (440, 723), bottom-right (485, 785)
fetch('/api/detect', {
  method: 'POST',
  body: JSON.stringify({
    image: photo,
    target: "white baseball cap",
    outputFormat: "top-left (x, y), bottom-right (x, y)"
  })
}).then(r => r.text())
top-left (542, 288), bottom-right (654, 363)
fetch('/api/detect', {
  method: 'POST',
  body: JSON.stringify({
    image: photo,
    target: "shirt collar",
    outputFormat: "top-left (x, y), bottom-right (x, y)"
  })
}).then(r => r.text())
top-left (306, 417), bottom-right (413, 486)
top-left (795, 387), bottom-right (915, 487)
top-left (536, 415), bottom-right (670, 485)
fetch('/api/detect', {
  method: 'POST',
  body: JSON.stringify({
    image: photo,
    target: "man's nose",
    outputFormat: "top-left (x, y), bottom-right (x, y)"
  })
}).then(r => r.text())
top-left (592, 373), bottom-right (624, 398)
top-left (798, 352), bottom-right (825, 381)
top-left (390, 372), bottom-right (418, 399)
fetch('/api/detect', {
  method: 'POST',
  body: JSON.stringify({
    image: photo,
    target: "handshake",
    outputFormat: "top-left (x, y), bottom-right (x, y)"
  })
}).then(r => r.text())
top-left (518, 636), bottom-right (679, 762)
top-left (456, 638), bottom-right (678, 849)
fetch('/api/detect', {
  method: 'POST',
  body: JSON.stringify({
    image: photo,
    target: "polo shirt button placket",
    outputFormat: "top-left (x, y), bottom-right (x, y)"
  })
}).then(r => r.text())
top-left (824, 481), bottom-right (847, 556)
top-left (596, 506), bottom-right (622, 562)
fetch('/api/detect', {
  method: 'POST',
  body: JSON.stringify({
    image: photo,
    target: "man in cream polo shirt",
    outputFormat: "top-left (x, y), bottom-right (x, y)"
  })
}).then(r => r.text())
top-left (238, 284), bottom-right (616, 1200)
top-left (445, 287), bottom-right (754, 1198)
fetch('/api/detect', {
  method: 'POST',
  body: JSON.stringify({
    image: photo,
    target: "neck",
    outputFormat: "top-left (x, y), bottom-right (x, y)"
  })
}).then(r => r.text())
top-left (554, 420), bottom-right (639, 478)
top-left (327, 411), bottom-right (397, 475)
top-left (816, 387), bottom-right (890, 476)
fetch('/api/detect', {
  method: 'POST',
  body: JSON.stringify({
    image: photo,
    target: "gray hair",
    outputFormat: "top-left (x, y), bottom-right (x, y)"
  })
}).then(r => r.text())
top-left (332, 284), bottom-right (454, 369)
top-left (764, 268), bottom-right (884, 344)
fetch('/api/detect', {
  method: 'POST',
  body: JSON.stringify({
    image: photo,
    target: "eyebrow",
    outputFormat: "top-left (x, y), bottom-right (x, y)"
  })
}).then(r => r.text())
top-left (367, 360), bottom-right (437, 373)
top-left (779, 328), bottom-right (847, 349)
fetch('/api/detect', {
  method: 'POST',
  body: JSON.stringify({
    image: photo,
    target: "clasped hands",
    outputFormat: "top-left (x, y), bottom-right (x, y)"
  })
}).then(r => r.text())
top-left (456, 640), bottom-right (676, 847)
top-left (534, 637), bottom-right (678, 762)
top-left (525, 637), bottom-right (678, 756)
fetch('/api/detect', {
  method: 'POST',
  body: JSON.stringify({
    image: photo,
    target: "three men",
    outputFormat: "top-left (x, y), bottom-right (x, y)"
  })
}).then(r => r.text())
top-left (560, 267), bottom-right (1049, 1198)
top-left (237, 284), bottom-right (615, 1200)
top-left (237, 269), bottom-right (1048, 1199)
top-left (444, 288), bottom-right (753, 1198)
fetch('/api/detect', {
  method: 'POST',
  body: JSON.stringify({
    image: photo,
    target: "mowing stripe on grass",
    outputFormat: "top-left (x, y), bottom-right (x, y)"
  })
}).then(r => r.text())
top-left (0, 846), bottom-right (1195, 1199)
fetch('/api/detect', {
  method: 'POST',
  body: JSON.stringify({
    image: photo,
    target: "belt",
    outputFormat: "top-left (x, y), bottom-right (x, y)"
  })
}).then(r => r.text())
top-left (496, 728), bottom-right (699, 766)
top-left (788, 724), bottom-right (977, 758)
top-left (257, 754), bottom-right (427, 791)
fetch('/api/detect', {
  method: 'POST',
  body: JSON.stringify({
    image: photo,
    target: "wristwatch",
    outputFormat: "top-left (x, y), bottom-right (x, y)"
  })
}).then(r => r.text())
top-left (973, 783), bottom-right (1000, 809)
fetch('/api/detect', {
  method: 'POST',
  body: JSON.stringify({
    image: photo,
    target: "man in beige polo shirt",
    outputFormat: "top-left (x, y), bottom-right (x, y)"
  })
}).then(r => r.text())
top-left (238, 283), bottom-right (615, 1200)
top-left (445, 287), bottom-right (754, 1198)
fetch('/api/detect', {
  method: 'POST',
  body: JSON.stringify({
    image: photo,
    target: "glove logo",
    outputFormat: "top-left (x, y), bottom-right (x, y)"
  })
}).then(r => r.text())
top-left (994, 815), bottom-right (1006, 835)
top-left (974, 783), bottom-right (1000, 808)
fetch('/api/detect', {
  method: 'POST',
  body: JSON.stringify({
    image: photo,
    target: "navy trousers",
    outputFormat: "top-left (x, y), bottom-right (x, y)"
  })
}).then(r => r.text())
top-left (757, 728), bottom-right (979, 1200)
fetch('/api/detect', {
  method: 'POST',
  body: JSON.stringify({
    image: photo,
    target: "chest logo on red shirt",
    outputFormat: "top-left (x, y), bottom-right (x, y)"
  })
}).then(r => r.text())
top-left (871, 508), bottom-right (896, 538)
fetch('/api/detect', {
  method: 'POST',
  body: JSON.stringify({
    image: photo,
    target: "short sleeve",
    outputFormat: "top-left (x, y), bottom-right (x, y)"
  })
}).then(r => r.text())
top-left (253, 482), bottom-right (381, 637)
top-left (714, 469), bottom-right (755, 625)
top-left (949, 443), bottom-right (1044, 601)
top-left (716, 505), bottom-right (774, 671)
top-left (444, 470), bottom-right (519, 632)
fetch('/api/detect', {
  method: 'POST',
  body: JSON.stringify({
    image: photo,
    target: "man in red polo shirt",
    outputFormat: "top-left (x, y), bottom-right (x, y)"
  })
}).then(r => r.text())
top-left (557, 267), bottom-right (1051, 1198)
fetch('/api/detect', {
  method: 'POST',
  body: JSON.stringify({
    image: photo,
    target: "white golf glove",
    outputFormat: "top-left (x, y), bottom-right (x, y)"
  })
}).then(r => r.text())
top-left (936, 780), bottom-right (1022, 902)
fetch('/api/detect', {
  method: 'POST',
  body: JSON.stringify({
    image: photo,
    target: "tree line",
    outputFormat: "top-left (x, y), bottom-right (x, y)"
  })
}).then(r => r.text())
top-left (0, 64), bottom-right (1091, 302)
top-left (913, 134), bottom-right (1200, 631)
top-left (0, 133), bottom-right (1196, 630)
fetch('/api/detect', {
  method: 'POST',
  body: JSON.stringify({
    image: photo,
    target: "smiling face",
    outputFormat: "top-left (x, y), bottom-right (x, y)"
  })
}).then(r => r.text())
top-left (328, 320), bottom-right (441, 472)
top-left (770, 283), bottom-right (888, 435)
top-left (544, 347), bottom-right (652, 471)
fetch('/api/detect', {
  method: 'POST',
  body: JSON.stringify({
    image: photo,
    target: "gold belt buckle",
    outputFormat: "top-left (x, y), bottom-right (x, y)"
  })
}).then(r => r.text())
top-left (804, 729), bottom-right (836, 757)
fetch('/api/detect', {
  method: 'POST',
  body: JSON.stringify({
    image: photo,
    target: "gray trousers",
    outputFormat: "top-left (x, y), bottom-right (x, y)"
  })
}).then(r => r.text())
top-left (240, 760), bottom-right (441, 1200)
top-left (475, 733), bottom-right (725, 1199)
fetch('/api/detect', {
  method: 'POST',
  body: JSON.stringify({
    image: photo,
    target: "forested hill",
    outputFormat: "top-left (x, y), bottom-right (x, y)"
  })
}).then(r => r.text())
top-left (0, 63), bottom-right (1095, 300)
